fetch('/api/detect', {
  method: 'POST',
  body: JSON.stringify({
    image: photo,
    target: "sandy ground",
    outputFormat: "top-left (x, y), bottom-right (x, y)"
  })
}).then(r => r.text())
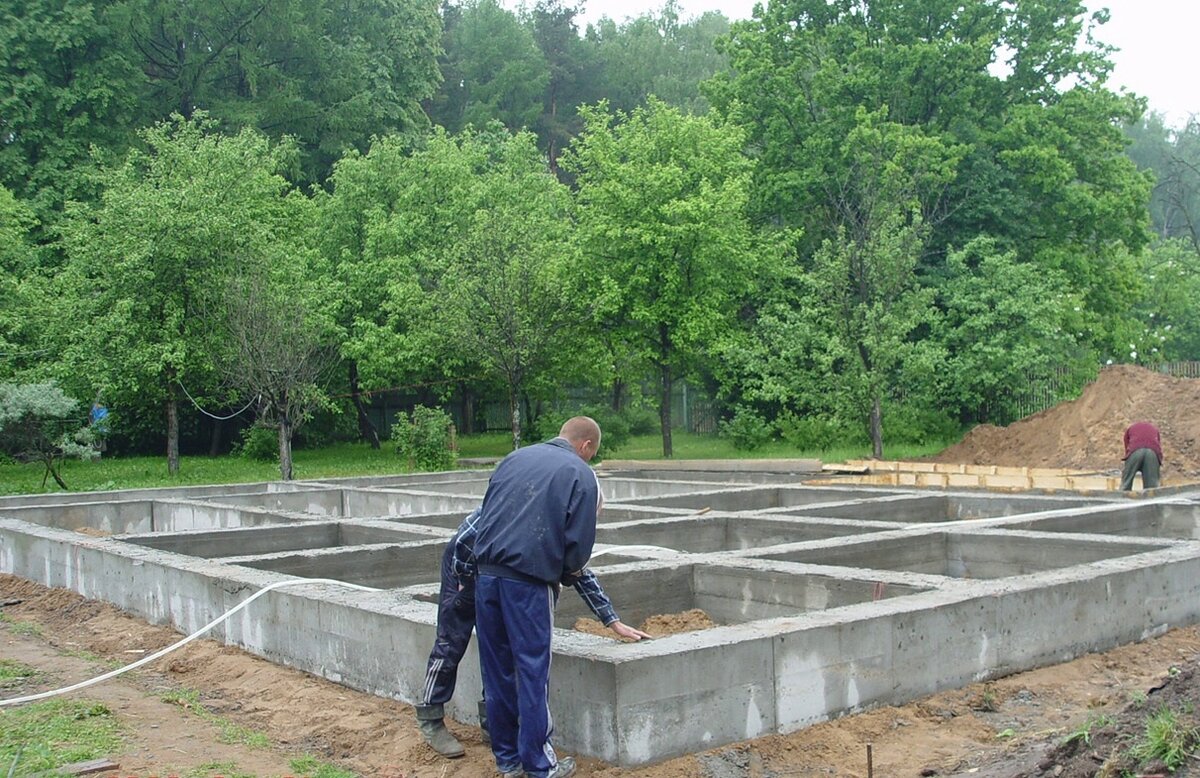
top-left (4, 574), bottom-right (1200, 778)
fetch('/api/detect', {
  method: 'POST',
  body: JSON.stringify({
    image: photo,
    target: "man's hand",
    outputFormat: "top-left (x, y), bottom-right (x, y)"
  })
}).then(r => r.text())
top-left (608, 621), bottom-right (652, 641)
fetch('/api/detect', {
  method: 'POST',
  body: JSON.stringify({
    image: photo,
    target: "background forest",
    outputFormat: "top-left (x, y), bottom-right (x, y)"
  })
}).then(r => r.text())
top-left (2, 0), bottom-right (1199, 478)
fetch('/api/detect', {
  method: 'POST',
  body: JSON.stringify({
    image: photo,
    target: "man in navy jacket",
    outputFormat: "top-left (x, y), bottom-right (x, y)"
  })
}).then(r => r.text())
top-left (473, 416), bottom-right (604, 778)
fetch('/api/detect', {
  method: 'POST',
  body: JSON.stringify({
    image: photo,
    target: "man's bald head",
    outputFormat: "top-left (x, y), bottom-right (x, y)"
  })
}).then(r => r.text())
top-left (559, 416), bottom-right (601, 462)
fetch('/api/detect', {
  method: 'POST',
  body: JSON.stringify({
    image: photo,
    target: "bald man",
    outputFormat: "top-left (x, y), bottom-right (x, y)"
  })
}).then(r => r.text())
top-left (471, 417), bottom-right (603, 778)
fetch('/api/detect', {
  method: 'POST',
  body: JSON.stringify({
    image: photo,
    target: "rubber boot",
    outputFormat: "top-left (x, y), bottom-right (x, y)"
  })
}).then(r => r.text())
top-left (478, 699), bottom-right (491, 746)
top-left (416, 704), bottom-right (465, 758)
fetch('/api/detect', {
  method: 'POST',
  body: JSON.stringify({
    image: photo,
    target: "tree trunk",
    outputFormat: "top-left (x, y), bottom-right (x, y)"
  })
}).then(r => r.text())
top-left (509, 388), bottom-right (521, 451)
top-left (659, 364), bottom-right (673, 458)
top-left (611, 377), bottom-right (625, 412)
top-left (349, 362), bottom-right (380, 449)
top-left (208, 419), bottom-right (223, 456)
top-left (47, 459), bottom-right (68, 490)
top-left (870, 393), bottom-right (884, 459)
top-left (460, 384), bottom-right (476, 435)
top-left (279, 418), bottom-right (294, 480)
top-left (166, 379), bottom-right (180, 475)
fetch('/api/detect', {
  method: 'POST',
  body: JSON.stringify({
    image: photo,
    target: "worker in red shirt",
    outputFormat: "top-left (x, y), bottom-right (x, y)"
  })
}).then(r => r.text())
top-left (1121, 421), bottom-right (1163, 491)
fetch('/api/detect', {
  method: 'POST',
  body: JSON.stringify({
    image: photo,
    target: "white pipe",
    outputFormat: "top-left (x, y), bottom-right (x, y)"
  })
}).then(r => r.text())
top-left (0, 578), bottom-right (380, 707)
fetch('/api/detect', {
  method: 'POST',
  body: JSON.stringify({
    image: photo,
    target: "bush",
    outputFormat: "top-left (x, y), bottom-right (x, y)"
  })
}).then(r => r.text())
top-left (236, 425), bottom-right (279, 462)
top-left (530, 404), bottom-right (630, 456)
top-left (623, 405), bottom-right (659, 436)
top-left (718, 406), bottom-right (776, 451)
top-left (881, 403), bottom-right (962, 446)
top-left (777, 412), bottom-right (868, 451)
top-left (392, 405), bottom-right (457, 471)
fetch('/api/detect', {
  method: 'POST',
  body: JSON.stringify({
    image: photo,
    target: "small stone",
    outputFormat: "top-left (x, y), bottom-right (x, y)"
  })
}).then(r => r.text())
top-left (920, 767), bottom-right (938, 776)
top-left (1053, 766), bottom-right (1063, 777)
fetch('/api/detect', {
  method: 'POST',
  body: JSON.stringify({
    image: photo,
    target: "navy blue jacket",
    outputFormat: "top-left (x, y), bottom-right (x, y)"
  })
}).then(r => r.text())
top-left (473, 437), bottom-right (599, 586)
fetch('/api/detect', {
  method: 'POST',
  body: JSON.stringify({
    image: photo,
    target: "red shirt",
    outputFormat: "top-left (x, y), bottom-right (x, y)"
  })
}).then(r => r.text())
top-left (1123, 421), bottom-right (1163, 463)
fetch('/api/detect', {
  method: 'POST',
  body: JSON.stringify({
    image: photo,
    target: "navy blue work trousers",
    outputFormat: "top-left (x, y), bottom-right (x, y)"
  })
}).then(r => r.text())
top-left (420, 543), bottom-right (477, 706)
top-left (476, 574), bottom-right (560, 778)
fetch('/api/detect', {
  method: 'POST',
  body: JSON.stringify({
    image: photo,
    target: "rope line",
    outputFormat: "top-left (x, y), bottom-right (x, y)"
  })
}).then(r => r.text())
top-left (177, 381), bottom-right (260, 420)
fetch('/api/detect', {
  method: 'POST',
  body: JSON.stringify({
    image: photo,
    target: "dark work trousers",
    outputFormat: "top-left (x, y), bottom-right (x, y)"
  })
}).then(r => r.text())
top-left (476, 574), bottom-right (559, 777)
top-left (1121, 448), bottom-right (1161, 491)
top-left (420, 543), bottom-right (477, 706)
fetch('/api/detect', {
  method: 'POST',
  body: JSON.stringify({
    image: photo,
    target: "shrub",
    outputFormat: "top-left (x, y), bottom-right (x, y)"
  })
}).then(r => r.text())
top-left (881, 403), bottom-right (962, 446)
top-left (777, 412), bottom-right (868, 451)
top-left (530, 404), bottom-right (630, 456)
top-left (392, 405), bottom-right (457, 471)
top-left (718, 406), bottom-right (775, 451)
top-left (236, 425), bottom-right (278, 462)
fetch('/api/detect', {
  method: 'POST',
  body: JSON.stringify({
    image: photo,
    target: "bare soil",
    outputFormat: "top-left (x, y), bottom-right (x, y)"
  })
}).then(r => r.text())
top-left (932, 364), bottom-right (1200, 478)
top-left (5, 574), bottom-right (1200, 778)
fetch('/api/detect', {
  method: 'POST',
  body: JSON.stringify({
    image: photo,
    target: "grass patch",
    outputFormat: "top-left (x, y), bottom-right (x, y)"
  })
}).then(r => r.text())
top-left (0, 431), bottom-right (953, 496)
top-left (1129, 704), bottom-right (1199, 771)
top-left (0, 699), bottom-right (123, 774)
top-left (1062, 712), bottom-right (1113, 747)
top-left (0, 659), bottom-right (39, 691)
top-left (290, 754), bottom-right (358, 778)
top-left (182, 762), bottom-right (257, 778)
top-left (161, 687), bottom-right (269, 750)
top-left (1, 616), bottom-right (44, 638)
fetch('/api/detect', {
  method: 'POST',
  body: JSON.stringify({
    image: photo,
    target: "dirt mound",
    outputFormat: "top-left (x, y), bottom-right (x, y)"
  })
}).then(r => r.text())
top-left (933, 364), bottom-right (1200, 477)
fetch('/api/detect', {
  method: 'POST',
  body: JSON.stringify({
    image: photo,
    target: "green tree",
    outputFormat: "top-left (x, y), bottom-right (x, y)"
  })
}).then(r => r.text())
top-left (565, 99), bottom-right (772, 457)
top-left (430, 129), bottom-right (582, 448)
top-left (60, 114), bottom-right (304, 474)
top-left (0, 0), bottom-right (144, 222)
top-left (584, 2), bottom-right (729, 116)
top-left (117, 0), bottom-right (441, 183)
top-left (0, 188), bottom-right (49, 380)
top-left (1127, 115), bottom-right (1200, 253)
top-left (933, 237), bottom-right (1085, 423)
top-left (710, 0), bottom-right (1150, 357)
top-left (429, 0), bottom-right (549, 134)
top-left (0, 382), bottom-right (97, 490)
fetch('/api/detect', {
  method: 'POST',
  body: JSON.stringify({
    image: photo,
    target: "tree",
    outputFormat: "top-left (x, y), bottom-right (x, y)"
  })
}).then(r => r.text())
top-left (116, 0), bottom-right (441, 183)
top-left (430, 129), bottom-right (582, 448)
top-left (428, 0), bottom-right (549, 134)
top-left (0, 0), bottom-right (144, 223)
top-left (208, 251), bottom-right (340, 480)
top-left (1127, 115), bottom-right (1200, 254)
top-left (709, 0), bottom-right (1150, 351)
top-left (60, 114), bottom-right (304, 474)
top-left (933, 237), bottom-right (1085, 423)
top-left (0, 382), bottom-right (97, 490)
top-left (565, 99), bottom-right (772, 457)
top-left (0, 187), bottom-right (49, 380)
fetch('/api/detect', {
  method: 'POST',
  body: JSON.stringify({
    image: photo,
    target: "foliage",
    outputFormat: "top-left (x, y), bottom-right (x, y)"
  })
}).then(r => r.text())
top-left (879, 403), bottom-right (962, 447)
top-left (0, 186), bottom-right (48, 381)
top-left (59, 114), bottom-right (306, 474)
top-left (1061, 712), bottom-right (1114, 747)
top-left (530, 404), bottom-right (632, 455)
top-left (1126, 114), bottom-right (1200, 253)
top-left (1128, 705), bottom-right (1199, 772)
top-left (932, 237), bottom-right (1086, 422)
top-left (236, 426), bottom-right (279, 463)
top-left (0, 699), bottom-right (123, 773)
top-left (777, 413), bottom-right (868, 451)
top-left (290, 755), bottom-right (358, 778)
top-left (392, 405), bottom-right (458, 472)
top-left (566, 98), bottom-right (780, 457)
top-left (718, 406), bottom-right (776, 451)
top-left (0, 382), bottom-right (97, 489)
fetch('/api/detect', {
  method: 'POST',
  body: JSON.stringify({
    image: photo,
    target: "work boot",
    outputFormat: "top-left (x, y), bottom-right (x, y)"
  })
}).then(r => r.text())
top-left (499, 768), bottom-right (525, 778)
top-left (547, 756), bottom-right (576, 778)
top-left (416, 704), bottom-right (465, 758)
top-left (479, 699), bottom-right (491, 746)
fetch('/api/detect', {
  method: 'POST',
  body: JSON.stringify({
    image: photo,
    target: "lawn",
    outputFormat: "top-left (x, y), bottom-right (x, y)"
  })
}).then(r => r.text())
top-left (0, 431), bottom-right (951, 496)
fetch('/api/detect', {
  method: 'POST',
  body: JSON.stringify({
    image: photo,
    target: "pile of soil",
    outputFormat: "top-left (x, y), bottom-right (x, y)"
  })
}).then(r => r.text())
top-left (574, 608), bottom-right (717, 640)
top-left (932, 365), bottom-right (1200, 477)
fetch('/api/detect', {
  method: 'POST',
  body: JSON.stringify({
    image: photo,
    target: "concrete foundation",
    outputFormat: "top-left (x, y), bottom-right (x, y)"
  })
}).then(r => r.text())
top-left (3, 465), bottom-right (1200, 766)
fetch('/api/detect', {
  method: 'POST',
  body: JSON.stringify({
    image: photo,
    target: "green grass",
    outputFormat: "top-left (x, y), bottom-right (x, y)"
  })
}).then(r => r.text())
top-left (161, 687), bottom-right (270, 749)
top-left (1062, 712), bottom-right (1114, 747)
top-left (0, 614), bottom-right (44, 639)
top-left (1129, 704), bottom-right (1199, 771)
top-left (0, 659), bottom-right (38, 691)
top-left (289, 755), bottom-right (358, 778)
top-left (0, 432), bottom-right (952, 496)
top-left (182, 762), bottom-right (257, 778)
top-left (0, 699), bottom-right (124, 775)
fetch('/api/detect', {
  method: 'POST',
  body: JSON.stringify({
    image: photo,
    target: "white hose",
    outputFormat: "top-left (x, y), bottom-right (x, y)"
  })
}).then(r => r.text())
top-left (0, 577), bottom-right (380, 707)
top-left (590, 544), bottom-right (681, 558)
